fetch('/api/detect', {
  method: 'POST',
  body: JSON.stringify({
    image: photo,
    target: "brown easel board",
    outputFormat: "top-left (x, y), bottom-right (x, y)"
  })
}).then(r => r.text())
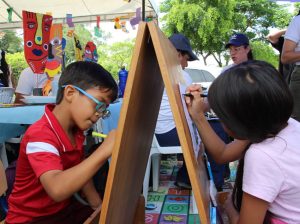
top-left (99, 21), bottom-right (210, 223)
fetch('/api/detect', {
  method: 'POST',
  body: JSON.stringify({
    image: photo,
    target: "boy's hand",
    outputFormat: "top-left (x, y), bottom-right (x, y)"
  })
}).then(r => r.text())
top-left (184, 84), bottom-right (207, 120)
top-left (100, 129), bottom-right (116, 159)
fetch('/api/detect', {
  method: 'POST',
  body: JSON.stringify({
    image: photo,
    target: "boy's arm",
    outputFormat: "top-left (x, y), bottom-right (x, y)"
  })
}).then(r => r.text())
top-left (39, 130), bottom-right (116, 202)
top-left (81, 179), bottom-right (101, 210)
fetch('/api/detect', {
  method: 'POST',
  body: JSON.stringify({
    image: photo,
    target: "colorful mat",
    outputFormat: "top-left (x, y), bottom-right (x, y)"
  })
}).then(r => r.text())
top-left (145, 157), bottom-right (201, 224)
top-left (145, 157), bottom-right (236, 224)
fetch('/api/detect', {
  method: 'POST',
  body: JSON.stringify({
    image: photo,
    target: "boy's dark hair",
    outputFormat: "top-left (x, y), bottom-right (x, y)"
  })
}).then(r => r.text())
top-left (208, 60), bottom-right (293, 143)
top-left (56, 61), bottom-right (118, 104)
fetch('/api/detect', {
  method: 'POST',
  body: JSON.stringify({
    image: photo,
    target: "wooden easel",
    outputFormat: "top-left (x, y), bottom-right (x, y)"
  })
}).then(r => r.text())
top-left (91, 21), bottom-right (212, 223)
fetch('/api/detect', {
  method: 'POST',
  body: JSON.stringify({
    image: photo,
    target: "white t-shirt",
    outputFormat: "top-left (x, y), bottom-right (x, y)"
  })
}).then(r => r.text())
top-left (285, 15), bottom-right (300, 65)
top-left (15, 67), bottom-right (48, 95)
top-left (243, 118), bottom-right (300, 223)
top-left (155, 70), bottom-right (193, 134)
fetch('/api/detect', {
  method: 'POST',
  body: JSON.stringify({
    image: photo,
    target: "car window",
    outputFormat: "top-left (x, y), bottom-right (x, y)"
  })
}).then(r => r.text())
top-left (185, 69), bottom-right (215, 83)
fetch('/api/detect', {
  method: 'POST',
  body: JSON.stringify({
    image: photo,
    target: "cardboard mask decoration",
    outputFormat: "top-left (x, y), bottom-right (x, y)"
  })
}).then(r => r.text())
top-left (23, 10), bottom-right (53, 74)
top-left (45, 23), bottom-right (63, 79)
top-left (84, 41), bottom-right (98, 63)
top-left (43, 24), bottom-right (63, 96)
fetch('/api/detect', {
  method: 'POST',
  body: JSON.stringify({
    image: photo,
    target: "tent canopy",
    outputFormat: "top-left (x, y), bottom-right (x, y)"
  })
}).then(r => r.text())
top-left (0, 0), bottom-right (158, 29)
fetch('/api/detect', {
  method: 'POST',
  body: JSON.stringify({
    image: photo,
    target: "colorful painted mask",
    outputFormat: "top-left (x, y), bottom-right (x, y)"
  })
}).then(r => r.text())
top-left (45, 23), bottom-right (63, 79)
top-left (23, 10), bottom-right (52, 74)
top-left (84, 41), bottom-right (98, 63)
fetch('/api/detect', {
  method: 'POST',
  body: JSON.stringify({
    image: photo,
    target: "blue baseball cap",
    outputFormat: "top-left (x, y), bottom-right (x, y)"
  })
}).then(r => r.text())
top-left (225, 33), bottom-right (249, 48)
top-left (169, 33), bottom-right (199, 61)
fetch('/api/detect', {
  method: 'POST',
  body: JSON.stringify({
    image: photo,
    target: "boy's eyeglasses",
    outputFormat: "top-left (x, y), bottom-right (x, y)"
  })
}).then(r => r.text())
top-left (62, 85), bottom-right (110, 119)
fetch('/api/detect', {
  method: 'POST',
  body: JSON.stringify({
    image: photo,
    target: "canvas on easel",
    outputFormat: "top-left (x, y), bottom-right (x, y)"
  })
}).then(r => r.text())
top-left (98, 21), bottom-right (211, 224)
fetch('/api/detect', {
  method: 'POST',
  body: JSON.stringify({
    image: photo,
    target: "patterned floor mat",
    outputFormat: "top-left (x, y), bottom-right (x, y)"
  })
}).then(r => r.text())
top-left (145, 157), bottom-right (200, 224)
top-left (145, 157), bottom-right (237, 224)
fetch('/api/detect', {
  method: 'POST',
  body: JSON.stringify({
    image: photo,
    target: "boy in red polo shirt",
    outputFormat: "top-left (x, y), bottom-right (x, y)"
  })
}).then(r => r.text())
top-left (6, 61), bottom-right (118, 224)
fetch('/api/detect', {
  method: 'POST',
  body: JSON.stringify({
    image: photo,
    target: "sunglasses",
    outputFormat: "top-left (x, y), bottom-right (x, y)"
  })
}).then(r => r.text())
top-left (62, 85), bottom-right (110, 119)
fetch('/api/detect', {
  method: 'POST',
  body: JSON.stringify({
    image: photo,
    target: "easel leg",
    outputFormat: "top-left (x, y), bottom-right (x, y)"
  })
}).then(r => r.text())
top-left (133, 195), bottom-right (145, 224)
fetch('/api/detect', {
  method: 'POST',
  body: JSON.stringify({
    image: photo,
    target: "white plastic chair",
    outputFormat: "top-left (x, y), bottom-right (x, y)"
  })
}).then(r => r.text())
top-left (143, 134), bottom-right (182, 201)
top-left (143, 135), bottom-right (199, 214)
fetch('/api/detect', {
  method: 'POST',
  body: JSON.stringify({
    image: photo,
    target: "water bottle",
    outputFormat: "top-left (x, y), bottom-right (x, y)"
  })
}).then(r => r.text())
top-left (118, 66), bottom-right (128, 98)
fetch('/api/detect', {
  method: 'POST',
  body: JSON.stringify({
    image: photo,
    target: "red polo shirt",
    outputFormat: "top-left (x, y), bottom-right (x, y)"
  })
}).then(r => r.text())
top-left (6, 104), bottom-right (85, 223)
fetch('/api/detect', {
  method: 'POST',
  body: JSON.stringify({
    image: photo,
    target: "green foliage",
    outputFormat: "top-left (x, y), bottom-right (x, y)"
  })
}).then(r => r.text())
top-left (5, 52), bottom-right (27, 85)
top-left (0, 30), bottom-right (23, 53)
top-left (63, 25), bottom-right (112, 66)
top-left (160, 0), bottom-right (293, 66)
top-left (251, 41), bottom-right (278, 68)
top-left (160, 0), bottom-right (236, 66)
top-left (234, 0), bottom-right (292, 39)
top-left (98, 40), bottom-right (135, 80)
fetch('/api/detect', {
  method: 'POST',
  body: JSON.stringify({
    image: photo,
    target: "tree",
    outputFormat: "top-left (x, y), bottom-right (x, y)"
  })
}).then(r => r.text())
top-left (98, 39), bottom-right (135, 80)
top-left (160, 0), bottom-right (235, 66)
top-left (160, 0), bottom-right (292, 67)
top-left (0, 30), bottom-right (23, 53)
top-left (251, 40), bottom-right (278, 68)
top-left (6, 52), bottom-right (28, 86)
top-left (233, 0), bottom-right (292, 40)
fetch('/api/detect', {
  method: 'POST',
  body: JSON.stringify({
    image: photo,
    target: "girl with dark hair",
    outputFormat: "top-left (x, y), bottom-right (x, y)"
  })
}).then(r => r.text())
top-left (185, 60), bottom-right (300, 223)
top-left (0, 50), bottom-right (13, 87)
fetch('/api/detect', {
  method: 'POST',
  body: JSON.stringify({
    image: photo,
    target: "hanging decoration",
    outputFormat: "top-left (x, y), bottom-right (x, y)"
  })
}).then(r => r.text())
top-left (114, 17), bottom-right (121, 29)
top-left (66, 13), bottom-right (74, 28)
top-left (7, 7), bottom-right (13, 22)
top-left (66, 13), bottom-right (75, 37)
top-left (120, 21), bottom-right (129, 33)
top-left (73, 33), bottom-right (83, 61)
top-left (94, 16), bottom-right (102, 37)
top-left (146, 14), bottom-right (154, 22)
top-left (22, 10), bottom-right (53, 74)
top-left (130, 7), bottom-right (141, 30)
top-left (83, 41), bottom-right (98, 63)
top-left (43, 23), bottom-right (63, 96)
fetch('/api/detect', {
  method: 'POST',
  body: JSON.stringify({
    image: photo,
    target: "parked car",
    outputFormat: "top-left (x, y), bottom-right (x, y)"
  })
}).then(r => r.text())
top-left (185, 68), bottom-right (216, 90)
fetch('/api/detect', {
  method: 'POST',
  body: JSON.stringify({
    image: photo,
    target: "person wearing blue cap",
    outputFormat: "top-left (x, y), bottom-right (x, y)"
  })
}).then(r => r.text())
top-left (223, 33), bottom-right (253, 72)
top-left (155, 33), bottom-right (200, 189)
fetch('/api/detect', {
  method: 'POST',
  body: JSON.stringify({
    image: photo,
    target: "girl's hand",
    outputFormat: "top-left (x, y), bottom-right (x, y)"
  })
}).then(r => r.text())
top-left (224, 193), bottom-right (239, 224)
top-left (184, 84), bottom-right (207, 120)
